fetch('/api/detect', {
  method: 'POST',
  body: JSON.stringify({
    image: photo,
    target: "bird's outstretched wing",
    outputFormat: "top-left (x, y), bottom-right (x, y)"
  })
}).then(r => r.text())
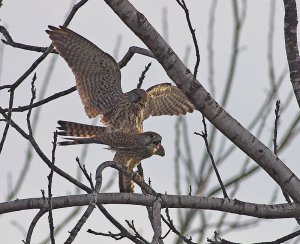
top-left (47, 26), bottom-right (124, 119)
top-left (143, 83), bottom-right (195, 120)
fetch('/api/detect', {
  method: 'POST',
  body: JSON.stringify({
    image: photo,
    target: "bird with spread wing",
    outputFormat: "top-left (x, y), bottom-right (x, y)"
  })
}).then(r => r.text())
top-left (47, 26), bottom-right (194, 192)
top-left (47, 26), bottom-right (194, 133)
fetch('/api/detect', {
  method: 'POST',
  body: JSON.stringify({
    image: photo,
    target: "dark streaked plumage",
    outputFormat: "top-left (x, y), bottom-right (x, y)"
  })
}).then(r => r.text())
top-left (47, 26), bottom-right (194, 133)
top-left (57, 120), bottom-right (165, 192)
top-left (47, 26), bottom-right (193, 192)
top-left (57, 120), bottom-right (161, 149)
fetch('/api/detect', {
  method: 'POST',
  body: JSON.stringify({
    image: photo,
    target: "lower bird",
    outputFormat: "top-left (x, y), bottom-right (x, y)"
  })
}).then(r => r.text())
top-left (57, 120), bottom-right (165, 192)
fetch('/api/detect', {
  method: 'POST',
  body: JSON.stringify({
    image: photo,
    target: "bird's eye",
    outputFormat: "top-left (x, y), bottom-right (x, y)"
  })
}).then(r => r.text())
top-left (153, 140), bottom-right (161, 146)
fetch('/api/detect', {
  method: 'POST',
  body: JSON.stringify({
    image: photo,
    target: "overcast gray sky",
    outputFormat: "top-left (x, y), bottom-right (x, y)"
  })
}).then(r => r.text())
top-left (1, 0), bottom-right (300, 243)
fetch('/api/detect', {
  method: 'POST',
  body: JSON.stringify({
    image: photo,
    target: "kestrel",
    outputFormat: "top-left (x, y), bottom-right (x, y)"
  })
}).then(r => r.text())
top-left (57, 120), bottom-right (165, 192)
top-left (47, 25), bottom-right (194, 192)
top-left (47, 26), bottom-right (195, 133)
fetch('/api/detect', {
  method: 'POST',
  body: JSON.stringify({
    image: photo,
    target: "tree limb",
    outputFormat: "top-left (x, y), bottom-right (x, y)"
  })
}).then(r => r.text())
top-left (2, 193), bottom-right (300, 219)
top-left (104, 0), bottom-right (300, 202)
top-left (283, 0), bottom-right (300, 108)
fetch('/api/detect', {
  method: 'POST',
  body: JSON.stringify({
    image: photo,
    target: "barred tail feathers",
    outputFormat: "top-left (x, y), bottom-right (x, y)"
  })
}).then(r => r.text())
top-left (58, 137), bottom-right (96, 146)
top-left (57, 120), bottom-right (104, 137)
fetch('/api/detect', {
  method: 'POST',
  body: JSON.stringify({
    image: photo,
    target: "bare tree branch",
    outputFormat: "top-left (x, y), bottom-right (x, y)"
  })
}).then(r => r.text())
top-left (195, 114), bottom-right (228, 198)
top-left (150, 199), bottom-right (162, 244)
top-left (283, 0), bottom-right (300, 108)
top-left (118, 46), bottom-right (155, 69)
top-left (0, 108), bottom-right (92, 193)
top-left (26, 73), bottom-right (36, 136)
top-left (76, 157), bottom-right (94, 190)
top-left (137, 62), bottom-right (152, 89)
top-left (65, 162), bottom-right (103, 243)
top-left (2, 86), bottom-right (77, 113)
top-left (25, 209), bottom-right (47, 244)
top-left (125, 220), bottom-right (150, 244)
top-left (3, 192), bottom-right (300, 219)
top-left (176, 0), bottom-right (200, 81)
top-left (273, 100), bottom-right (280, 156)
top-left (209, 228), bottom-right (300, 244)
top-left (95, 204), bottom-right (145, 244)
top-left (47, 132), bottom-right (58, 244)
top-left (161, 208), bottom-right (196, 244)
top-left (0, 0), bottom-right (89, 155)
top-left (104, 0), bottom-right (300, 202)
top-left (0, 25), bottom-right (57, 54)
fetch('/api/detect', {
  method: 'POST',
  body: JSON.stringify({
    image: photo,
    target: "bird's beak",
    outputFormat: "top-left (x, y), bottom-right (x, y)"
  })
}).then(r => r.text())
top-left (155, 144), bottom-right (165, 157)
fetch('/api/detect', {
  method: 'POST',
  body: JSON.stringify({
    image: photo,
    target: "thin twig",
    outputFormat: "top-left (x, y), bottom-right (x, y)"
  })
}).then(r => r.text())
top-left (161, 208), bottom-right (196, 244)
top-left (118, 46), bottom-right (155, 69)
top-left (2, 86), bottom-right (77, 113)
top-left (176, 0), bottom-right (200, 81)
top-left (195, 114), bottom-right (228, 198)
top-left (76, 157), bottom-right (94, 190)
top-left (87, 229), bottom-right (126, 241)
top-left (0, 108), bottom-right (92, 193)
top-left (95, 204), bottom-right (145, 244)
top-left (0, 25), bottom-right (57, 53)
top-left (160, 228), bottom-right (171, 240)
top-left (209, 229), bottom-right (300, 244)
top-left (273, 100), bottom-right (280, 156)
top-left (26, 73), bottom-right (37, 136)
top-left (25, 209), bottom-right (47, 244)
top-left (137, 62), bottom-right (152, 89)
top-left (0, 0), bottom-right (88, 154)
top-left (1, 0), bottom-right (88, 90)
top-left (273, 100), bottom-right (292, 204)
top-left (65, 161), bottom-right (105, 243)
top-left (126, 220), bottom-right (150, 244)
top-left (0, 90), bottom-right (14, 154)
top-left (39, 207), bottom-right (82, 244)
top-left (47, 131), bottom-right (58, 244)
top-left (7, 56), bottom-right (59, 201)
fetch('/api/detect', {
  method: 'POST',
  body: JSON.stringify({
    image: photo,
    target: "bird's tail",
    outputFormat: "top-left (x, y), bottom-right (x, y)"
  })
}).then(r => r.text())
top-left (57, 120), bottom-right (105, 146)
top-left (57, 120), bottom-right (103, 137)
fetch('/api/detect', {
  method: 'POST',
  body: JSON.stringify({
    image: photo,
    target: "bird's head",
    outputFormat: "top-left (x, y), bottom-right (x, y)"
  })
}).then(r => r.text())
top-left (127, 88), bottom-right (147, 106)
top-left (143, 131), bottom-right (165, 157)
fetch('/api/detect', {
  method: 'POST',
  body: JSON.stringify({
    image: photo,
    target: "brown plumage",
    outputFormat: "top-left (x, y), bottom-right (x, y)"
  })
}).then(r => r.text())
top-left (47, 26), bottom-right (193, 192)
top-left (57, 120), bottom-right (162, 149)
top-left (113, 133), bottom-right (165, 193)
top-left (47, 26), bottom-right (194, 133)
top-left (57, 120), bottom-right (165, 192)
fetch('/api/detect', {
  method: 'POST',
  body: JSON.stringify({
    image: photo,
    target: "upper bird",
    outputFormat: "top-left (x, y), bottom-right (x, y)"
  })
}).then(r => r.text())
top-left (46, 26), bottom-right (194, 133)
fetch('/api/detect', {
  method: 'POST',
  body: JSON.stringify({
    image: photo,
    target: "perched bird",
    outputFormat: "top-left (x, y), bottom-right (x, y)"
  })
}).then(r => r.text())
top-left (47, 26), bottom-right (195, 133)
top-left (57, 120), bottom-right (165, 192)
top-left (47, 26), bottom-right (194, 192)
top-left (57, 120), bottom-right (165, 151)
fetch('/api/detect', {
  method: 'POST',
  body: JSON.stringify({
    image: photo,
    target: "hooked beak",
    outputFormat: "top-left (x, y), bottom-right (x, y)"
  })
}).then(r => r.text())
top-left (155, 144), bottom-right (165, 157)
